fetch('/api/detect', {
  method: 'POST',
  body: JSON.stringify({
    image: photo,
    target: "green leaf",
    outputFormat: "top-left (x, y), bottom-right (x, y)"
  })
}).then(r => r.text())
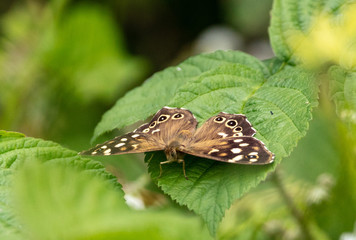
top-left (90, 50), bottom-right (318, 236)
top-left (0, 131), bottom-right (120, 187)
top-left (0, 130), bottom-right (123, 238)
top-left (12, 163), bottom-right (127, 240)
top-left (269, 0), bottom-right (349, 64)
top-left (12, 162), bottom-right (211, 240)
top-left (328, 66), bottom-right (356, 124)
top-left (0, 169), bottom-right (21, 240)
top-left (0, 131), bottom-right (211, 239)
top-left (92, 50), bottom-right (270, 142)
top-left (0, 131), bottom-right (25, 139)
top-left (146, 65), bottom-right (318, 236)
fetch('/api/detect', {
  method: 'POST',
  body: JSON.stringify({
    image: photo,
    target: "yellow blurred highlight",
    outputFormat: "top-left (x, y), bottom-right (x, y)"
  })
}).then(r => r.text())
top-left (289, 4), bottom-right (356, 69)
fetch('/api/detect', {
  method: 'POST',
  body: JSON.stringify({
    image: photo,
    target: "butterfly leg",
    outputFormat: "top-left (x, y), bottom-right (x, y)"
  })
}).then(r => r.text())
top-left (160, 148), bottom-right (189, 179)
top-left (177, 159), bottom-right (188, 180)
top-left (159, 160), bottom-right (175, 178)
top-left (159, 147), bottom-right (178, 178)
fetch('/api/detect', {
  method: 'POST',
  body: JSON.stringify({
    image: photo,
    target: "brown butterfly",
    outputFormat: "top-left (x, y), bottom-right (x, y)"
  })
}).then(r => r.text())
top-left (80, 107), bottom-right (274, 179)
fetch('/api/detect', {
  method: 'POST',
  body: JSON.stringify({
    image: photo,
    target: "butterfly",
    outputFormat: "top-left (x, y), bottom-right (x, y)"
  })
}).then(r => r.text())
top-left (80, 107), bottom-right (274, 179)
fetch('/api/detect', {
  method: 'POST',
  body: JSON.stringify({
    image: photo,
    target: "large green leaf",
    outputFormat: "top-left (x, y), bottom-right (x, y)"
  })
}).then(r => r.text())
top-left (90, 50), bottom-right (318, 236)
top-left (92, 50), bottom-right (270, 142)
top-left (0, 130), bottom-right (122, 239)
top-left (0, 130), bottom-right (211, 239)
top-left (146, 65), bottom-right (318, 236)
top-left (12, 163), bottom-right (211, 240)
top-left (269, 0), bottom-right (350, 64)
top-left (0, 132), bottom-right (25, 237)
top-left (0, 130), bottom-right (120, 187)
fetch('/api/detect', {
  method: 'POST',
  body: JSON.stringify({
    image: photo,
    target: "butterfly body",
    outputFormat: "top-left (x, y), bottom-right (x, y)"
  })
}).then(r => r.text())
top-left (81, 107), bottom-right (274, 179)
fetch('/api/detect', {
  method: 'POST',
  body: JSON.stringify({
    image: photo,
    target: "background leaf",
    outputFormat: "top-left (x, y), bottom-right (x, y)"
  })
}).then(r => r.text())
top-left (269, 0), bottom-right (350, 64)
top-left (328, 66), bottom-right (356, 124)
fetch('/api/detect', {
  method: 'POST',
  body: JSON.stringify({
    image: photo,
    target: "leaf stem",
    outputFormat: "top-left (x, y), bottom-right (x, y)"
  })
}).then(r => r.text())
top-left (271, 169), bottom-right (313, 240)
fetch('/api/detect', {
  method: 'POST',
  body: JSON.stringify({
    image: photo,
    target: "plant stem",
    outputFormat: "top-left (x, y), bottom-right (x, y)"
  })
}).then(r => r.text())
top-left (271, 169), bottom-right (313, 240)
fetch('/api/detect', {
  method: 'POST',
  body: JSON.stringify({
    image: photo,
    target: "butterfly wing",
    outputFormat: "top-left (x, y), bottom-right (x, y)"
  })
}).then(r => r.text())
top-left (133, 107), bottom-right (198, 145)
top-left (192, 112), bottom-right (256, 143)
top-left (80, 107), bottom-right (198, 156)
top-left (180, 136), bottom-right (274, 164)
top-left (180, 113), bottom-right (274, 164)
top-left (80, 130), bottom-right (165, 156)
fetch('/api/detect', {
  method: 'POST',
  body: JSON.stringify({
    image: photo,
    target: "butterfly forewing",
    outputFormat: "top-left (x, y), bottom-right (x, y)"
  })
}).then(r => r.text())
top-left (80, 131), bottom-right (165, 155)
top-left (181, 136), bottom-right (274, 164)
top-left (80, 107), bottom-right (198, 156)
top-left (192, 112), bottom-right (256, 143)
top-left (134, 107), bottom-right (197, 145)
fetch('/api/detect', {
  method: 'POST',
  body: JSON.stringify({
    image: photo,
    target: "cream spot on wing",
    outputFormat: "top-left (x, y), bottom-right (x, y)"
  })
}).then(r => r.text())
top-left (231, 148), bottom-right (242, 154)
top-left (218, 132), bottom-right (228, 138)
top-left (100, 145), bottom-right (107, 149)
top-left (248, 152), bottom-right (258, 156)
top-left (249, 158), bottom-right (258, 162)
top-left (232, 155), bottom-right (244, 161)
top-left (208, 148), bottom-right (219, 154)
top-left (132, 144), bottom-right (138, 150)
top-left (239, 143), bottom-right (249, 147)
top-left (107, 141), bottom-right (115, 144)
top-left (132, 134), bottom-right (140, 138)
top-left (234, 139), bottom-right (243, 143)
top-left (143, 128), bottom-right (150, 133)
top-left (104, 149), bottom-right (111, 155)
top-left (121, 138), bottom-right (128, 142)
top-left (152, 129), bottom-right (160, 134)
top-left (91, 151), bottom-right (97, 155)
top-left (115, 143), bottom-right (125, 148)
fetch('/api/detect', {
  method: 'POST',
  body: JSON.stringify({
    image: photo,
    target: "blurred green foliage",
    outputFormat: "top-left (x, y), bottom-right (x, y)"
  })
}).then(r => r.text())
top-left (0, 1), bottom-right (148, 144)
top-left (223, 0), bottom-right (273, 38)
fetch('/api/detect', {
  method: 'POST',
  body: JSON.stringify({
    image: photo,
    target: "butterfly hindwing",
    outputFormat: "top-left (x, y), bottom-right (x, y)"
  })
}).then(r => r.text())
top-left (180, 112), bottom-right (274, 164)
top-left (180, 136), bottom-right (274, 164)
